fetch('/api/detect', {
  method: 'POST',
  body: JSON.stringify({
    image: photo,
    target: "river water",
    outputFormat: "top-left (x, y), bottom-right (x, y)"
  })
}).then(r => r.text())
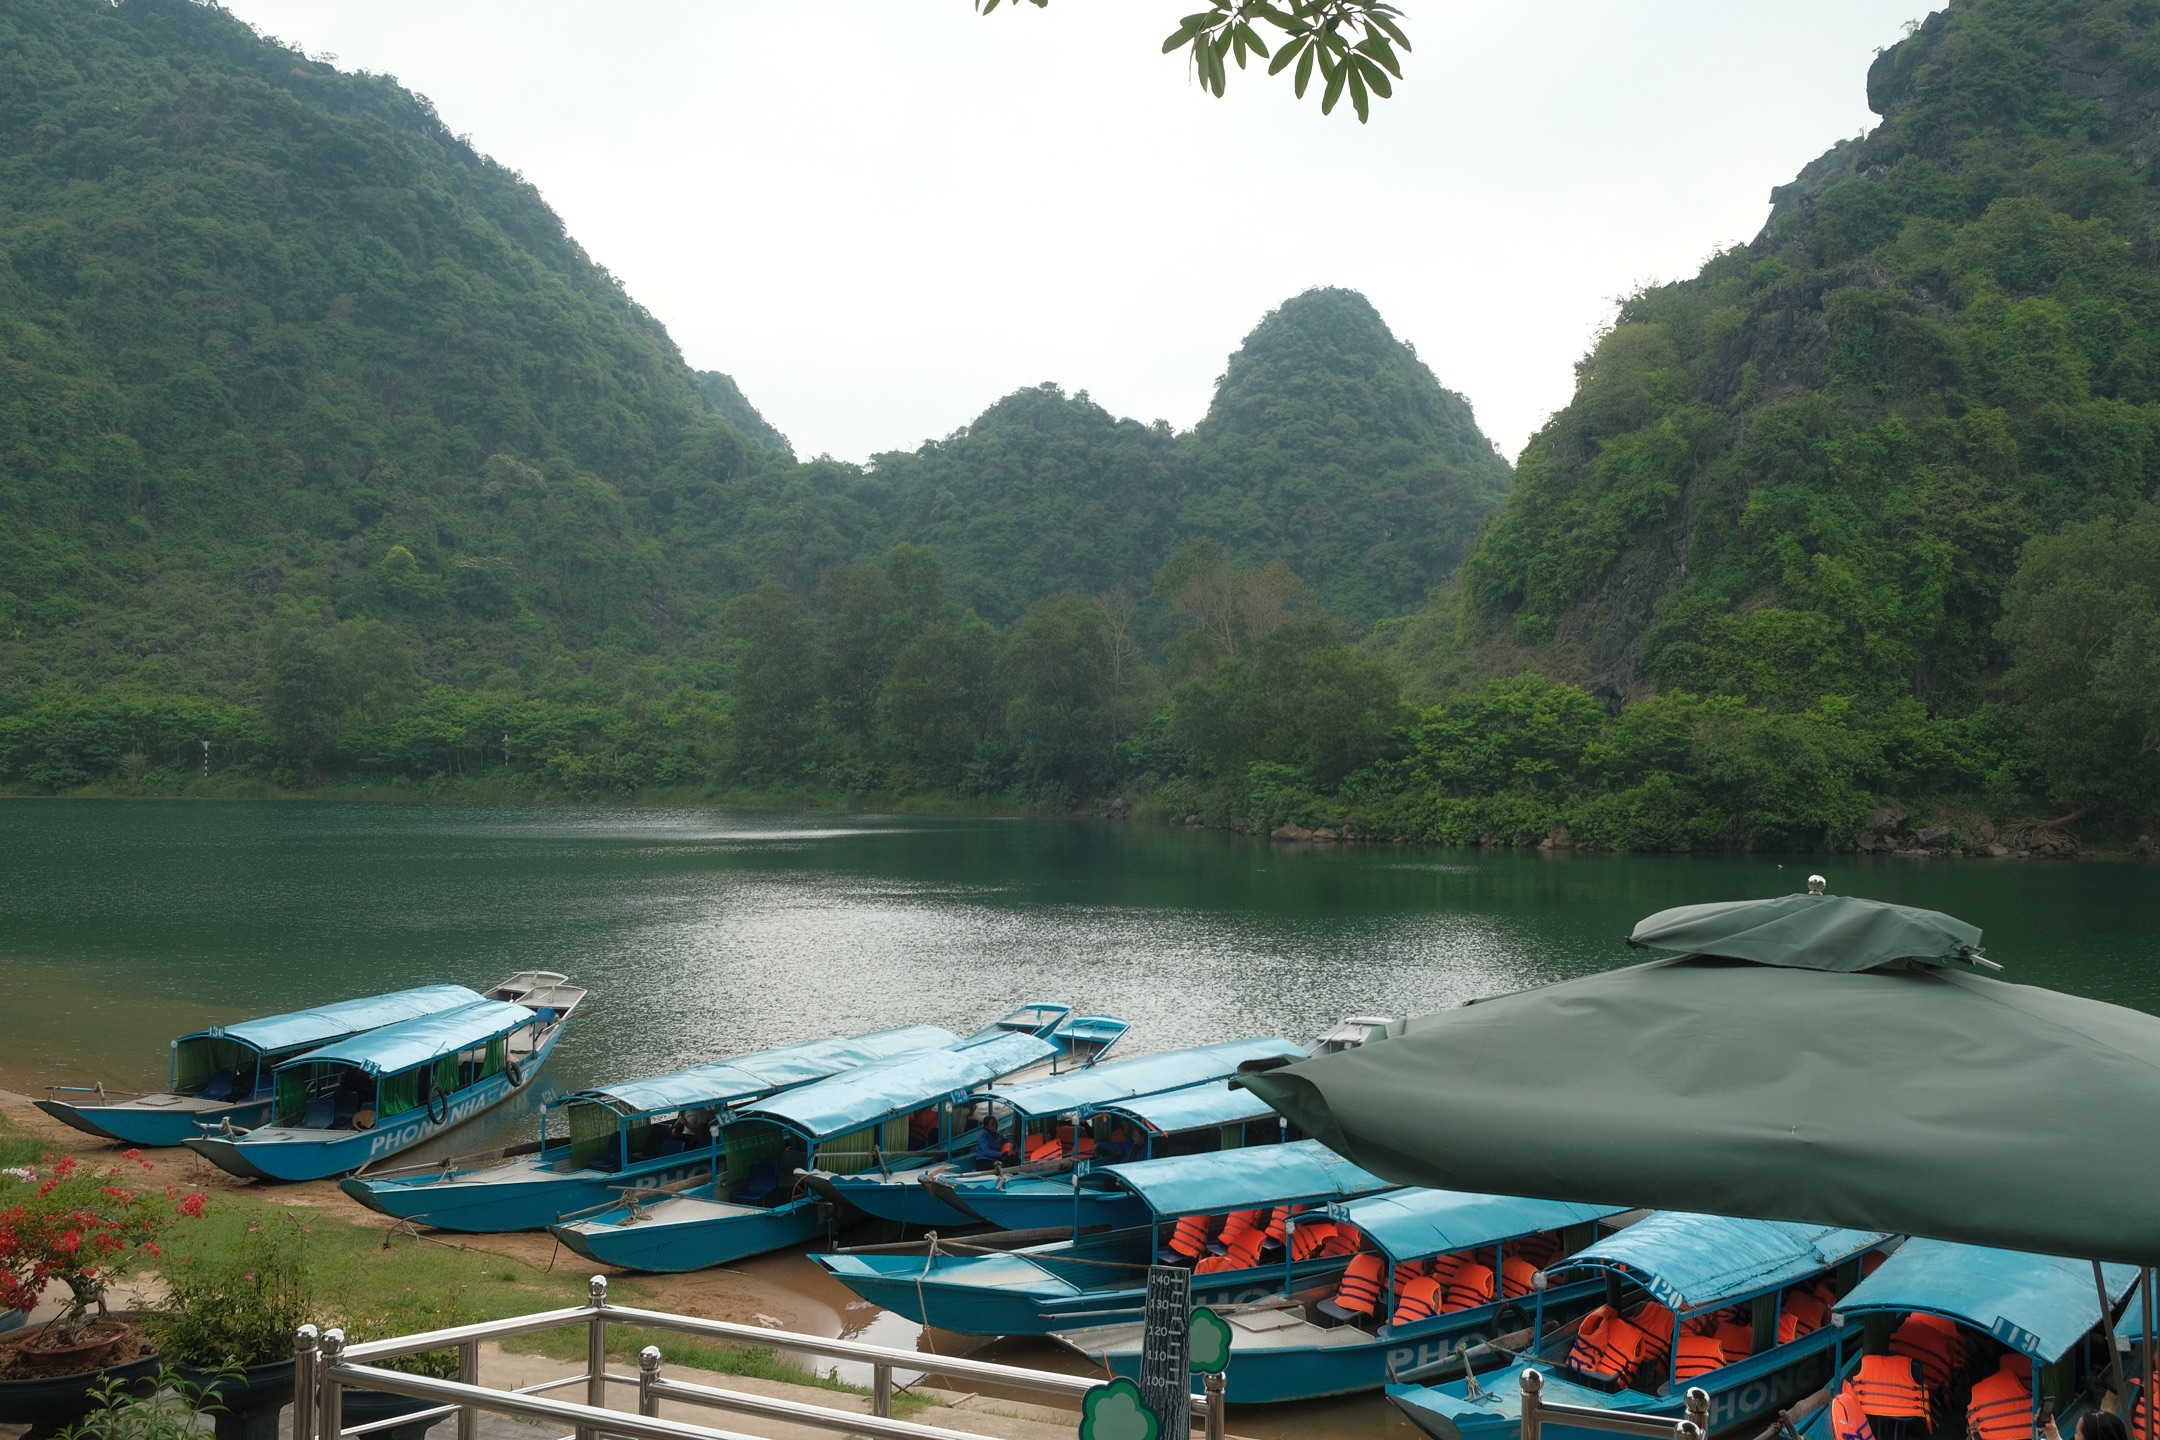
top-left (3, 800), bottom-right (2154, 1431)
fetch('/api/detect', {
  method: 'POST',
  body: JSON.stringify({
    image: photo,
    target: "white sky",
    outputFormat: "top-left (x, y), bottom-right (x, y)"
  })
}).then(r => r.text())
top-left (219, 1), bottom-right (1919, 465)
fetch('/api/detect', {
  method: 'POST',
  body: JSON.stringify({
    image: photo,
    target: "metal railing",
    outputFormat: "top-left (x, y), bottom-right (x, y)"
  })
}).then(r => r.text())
top-left (1519, 1369), bottom-right (1710, 1440)
top-left (293, 1274), bottom-right (1226, 1440)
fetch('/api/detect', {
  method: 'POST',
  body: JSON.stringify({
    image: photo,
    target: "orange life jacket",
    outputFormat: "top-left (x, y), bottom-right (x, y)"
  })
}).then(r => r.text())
top-left (1674, 1329), bottom-right (1728, 1381)
top-left (1166, 1214), bottom-right (1214, 1260)
top-left (1501, 1256), bottom-right (1540, 1300)
top-left (1445, 1261), bottom-right (1497, 1312)
top-left (1570, 1306), bottom-right (1651, 1382)
top-left (1716, 1321), bottom-right (1754, 1362)
top-left (1998, 1353), bottom-right (2032, 1385)
top-left (1290, 1221), bottom-right (1334, 1261)
top-left (1264, 1206), bottom-right (1290, 1245)
top-left (1634, 1304), bottom-right (1676, 1367)
top-left (1195, 1225), bottom-right (1266, 1275)
top-left (1889, 1315), bottom-right (1957, 1394)
top-left (1847, 1355), bottom-right (1930, 1423)
top-left (1319, 1224), bottom-right (1365, 1258)
top-left (1026, 1136), bottom-right (1062, 1162)
top-left (1509, 1232), bottom-right (1564, 1269)
top-left (1779, 1289), bottom-right (1831, 1344)
top-left (1332, 1253), bottom-right (1385, 1316)
top-left (1830, 1392), bottom-right (1878, 1440)
top-left (1428, 1252), bottom-right (1467, 1289)
top-left (1964, 1365), bottom-right (2031, 1440)
top-left (1217, 1209), bottom-right (1264, 1252)
top-left (1392, 1274), bottom-right (1446, 1328)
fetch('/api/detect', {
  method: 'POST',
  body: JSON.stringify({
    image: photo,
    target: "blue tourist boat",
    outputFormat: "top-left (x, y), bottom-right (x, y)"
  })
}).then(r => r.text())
top-left (335, 1024), bottom-right (959, 1232)
top-left (1387, 1212), bottom-right (1889, 1440)
top-left (1790, 1238), bottom-right (2141, 1440)
top-left (814, 1035), bottom-right (1303, 1229)
top-left (183, 972), bottom-right (586, 1181)
top-left (934, 1076), bottom-right (1307, 1232)
top-left (545, 1027), bottom-right (1062, 1273)
top-left (812, 1139), bottom-right (1394, 1336)
top-left (34, 983), bottom-right (490, 1147)
top-left (1056, 1188), bottom-right (1632, 1403)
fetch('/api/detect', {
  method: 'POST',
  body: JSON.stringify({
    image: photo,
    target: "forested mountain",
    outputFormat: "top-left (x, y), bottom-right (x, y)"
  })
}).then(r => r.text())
top-left (1448, 0), bottom-right (2160, 829)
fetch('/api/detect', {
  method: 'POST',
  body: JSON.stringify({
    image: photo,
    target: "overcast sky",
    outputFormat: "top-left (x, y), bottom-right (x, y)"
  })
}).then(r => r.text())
top-left (220, 1), bottom-right (1919, 465)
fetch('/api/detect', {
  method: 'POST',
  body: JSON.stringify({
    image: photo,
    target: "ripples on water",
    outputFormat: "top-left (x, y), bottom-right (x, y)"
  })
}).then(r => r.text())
top-left (4, 798), bottom-right (2154, 1100)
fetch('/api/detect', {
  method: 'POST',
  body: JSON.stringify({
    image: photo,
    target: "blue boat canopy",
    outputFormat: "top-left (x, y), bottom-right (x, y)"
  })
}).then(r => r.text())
top-left (737, 1031), bottom-right (1057, 1138)
top-left (568, 1026), bottom-right (958, 1119)
top-left (996, 1038), bottom-right (1306, 1121)
top-left (1339, 1189), bottom-right (1630, 1264)
top-left (283, 1000), bottom-right (537, 1077)
top-left (1089, 1138), bottom-right (1393, 1218)
top-left (1557, 1212), bottom-right (1887, 1313)
top-left (1835, 1238), bottom-right (2140, 1360)
top-left (1099, 1080), bottom-right (1285, 1136)
top-left (191, 985), bottom-right (485, 1056)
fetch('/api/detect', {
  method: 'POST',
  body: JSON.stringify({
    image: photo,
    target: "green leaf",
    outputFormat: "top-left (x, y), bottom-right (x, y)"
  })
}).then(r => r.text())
top-left (1234, 21), bottom-right (1271, 61)
top-left (1368, 10), bottom-right (1413, 50)
top-left (1321, 60), bottom-right (1346, 115)
top-left (1267, 32), bottom-right (1308, 75)
top-left (1356, 53), bottom-right (1392, 98)
top-left (1355, 33), bottom-right (1401, 77)
top-left (1348, 64), bottom-right (1369, 121)
top-left (1293, 41), bottom-right (1316, 96)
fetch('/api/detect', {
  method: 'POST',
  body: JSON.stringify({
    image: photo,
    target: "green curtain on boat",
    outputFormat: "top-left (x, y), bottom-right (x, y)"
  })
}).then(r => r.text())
top-left (484, 1036), bottom-right (506, 1078)
top-left (724, 1121), bottom-right (786, 1183)
top-left (568, 1102), bottom-right (618, 1168)
top-left (276, 1068), bottom-right (308, 1123)
top-left (1237, 941), bottom-right (2160, 1266)
top-left (378, 1069), bottom-right (419, 1118)
top-left (816, 1128), bottom-right (876, 1175)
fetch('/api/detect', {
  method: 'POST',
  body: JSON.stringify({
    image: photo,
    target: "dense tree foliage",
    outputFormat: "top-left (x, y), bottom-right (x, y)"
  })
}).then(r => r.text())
top-left (5, 0), bottom-right (2155, 852)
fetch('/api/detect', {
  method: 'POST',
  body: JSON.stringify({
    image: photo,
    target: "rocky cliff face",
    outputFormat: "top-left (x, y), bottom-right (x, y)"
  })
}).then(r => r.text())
top-left (1461, 0), bottom-right (2160, 713)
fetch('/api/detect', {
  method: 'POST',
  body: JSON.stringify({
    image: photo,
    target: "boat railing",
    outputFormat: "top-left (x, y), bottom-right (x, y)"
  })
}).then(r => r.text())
top-left (1519, 1368), bottom-right (1709, 1440)
top-left (294, 1274), bottom-right (1234, 1440)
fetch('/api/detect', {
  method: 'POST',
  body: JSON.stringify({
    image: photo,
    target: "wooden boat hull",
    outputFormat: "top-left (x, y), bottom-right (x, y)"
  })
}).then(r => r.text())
top-left (932, 1172), bottom-right (1149, 1231)
top-left (340, 1149), bottom-right (716, 1233)
top-left (1388, 1327), bottom-right (1842, 1440)
top-left (816, 1244), bottom-right (1352, 1337)
top-left (1059, 1278), bottom-right (1605, 1404)
top-left (182, 1020), bottom-right (567, 1183)
top-left (806, 1167), bottom-right (974, 1227)
top-left (548, 1194), bottom-right (827, 1272)
top-left (33, 1094), bottom-right (272, 1148)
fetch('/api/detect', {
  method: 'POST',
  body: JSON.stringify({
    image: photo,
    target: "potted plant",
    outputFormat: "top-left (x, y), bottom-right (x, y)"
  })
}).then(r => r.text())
top-left (0, 1152), bottom-right (205, 1436)
top-left (148, 1214), bottom-right (313, 1440)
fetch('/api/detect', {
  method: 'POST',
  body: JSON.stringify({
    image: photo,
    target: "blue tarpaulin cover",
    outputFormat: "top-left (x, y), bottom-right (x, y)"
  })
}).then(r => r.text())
top-left (197, 984), bottom-right (485, 1055)
top-left (1835, 1237), bottom-right (2139, 1359)
top-left (1099, 1080), bottom-right (1284, 1136)
top-left (283, 1000), bottom-right (537, 1077)
top-left (738, 1031), bottom-right (1057, 1138)
top-left (1556, 1211), bottom-right (1886, 1312)
top-left (1089, 1138), bottom-right (1393, 1217)
top-left (571, 1026), bottom-right (958, 1118)
top-left (1341, 1188), bottom-right (1629, 1264)
top-left (996, 1038), bottom-right (1305, 1121)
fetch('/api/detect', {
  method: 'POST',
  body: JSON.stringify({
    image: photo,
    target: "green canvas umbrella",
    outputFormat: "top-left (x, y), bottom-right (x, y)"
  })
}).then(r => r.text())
top-left (1238, 884), bottom-right (2160, 1266)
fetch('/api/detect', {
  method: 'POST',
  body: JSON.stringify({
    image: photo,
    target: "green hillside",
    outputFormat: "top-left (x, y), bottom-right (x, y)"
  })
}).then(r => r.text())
top-left (1441, 0), bottom-right (2160, 827)
top-left (0, 0), bottom-right (1498, 806)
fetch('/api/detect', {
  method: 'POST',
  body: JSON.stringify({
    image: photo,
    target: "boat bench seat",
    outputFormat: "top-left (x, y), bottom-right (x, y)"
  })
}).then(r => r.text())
top-left (302, 1096), bottom-right (335, 1130)
top-left (1312, 1298), bottom-right (1375, 1329)
top-left (199, 1069), bottom-right (237, 1102)
top-left (734, 1160), bottom-right (781, 1206)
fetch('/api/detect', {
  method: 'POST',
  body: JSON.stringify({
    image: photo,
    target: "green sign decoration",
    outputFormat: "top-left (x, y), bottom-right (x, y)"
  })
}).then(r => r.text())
top-left (1079, 1377), bottom-right (1161, 1440)
top-left (1187, 1307), bottom-right (1233, 1374)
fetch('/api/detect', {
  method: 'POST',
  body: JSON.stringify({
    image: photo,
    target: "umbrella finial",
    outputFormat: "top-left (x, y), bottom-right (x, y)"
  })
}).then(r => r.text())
top-left (1807, 874), bottom-right (1827, 895)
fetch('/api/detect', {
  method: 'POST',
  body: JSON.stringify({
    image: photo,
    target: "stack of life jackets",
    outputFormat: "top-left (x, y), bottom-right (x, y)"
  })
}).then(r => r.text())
top-left (1845, 1354), bottom-right (1932, 1426)
top-left (1444, 1261), bottom-right (1498, 1313)
top-left (1964, 1355), bottom-right (2034, 1440)
top-left (1330, 1253), bottom-right (1386, 1318)
top-left (1195, 1210), bottom-right (1270, 1274)
top-left (1392, 1267), bottom-right (1447, 1327)
top-left (1889, 1313), bottom-right (1964, 1399)
top-left (1162, 1213), bottom-right (1219, 1263)
top-left (1501, 1255), bottom-right (1541, 1301)
top-left (1569, 1305), bottom-right (1653, 1385)
top-left (1778, 1288), bottom-right (1833, 1345)
top-left (1633, 1303), bottom-right (1677, 1377)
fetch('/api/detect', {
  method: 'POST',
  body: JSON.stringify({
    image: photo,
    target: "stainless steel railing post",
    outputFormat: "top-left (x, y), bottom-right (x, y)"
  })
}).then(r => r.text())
top-left (582, 1276), bottom-right (609, 1440)
top-left (639, 1346), bottom-right (663, 1420)
top-left (458, 1340), bottom-right (480, 1440)
top-left (294, 1324), bottom-right (320, 1440)
top-left (1520, 1367), bottom-right (1544, 1440)
top-left (873, 1364), bottom-right (893, 1419)
top-left (1203, 1372), bottom-right (1225, 1440)
top-left (320, 1328), bottom-right (347, 1440)
top-left (1684, 1387), bottom-right (1710, 1440)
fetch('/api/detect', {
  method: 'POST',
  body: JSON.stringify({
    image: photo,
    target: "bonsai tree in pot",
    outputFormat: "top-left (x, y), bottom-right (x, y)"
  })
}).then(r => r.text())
top-left (0, 1152), bottom-right (204, 1374)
